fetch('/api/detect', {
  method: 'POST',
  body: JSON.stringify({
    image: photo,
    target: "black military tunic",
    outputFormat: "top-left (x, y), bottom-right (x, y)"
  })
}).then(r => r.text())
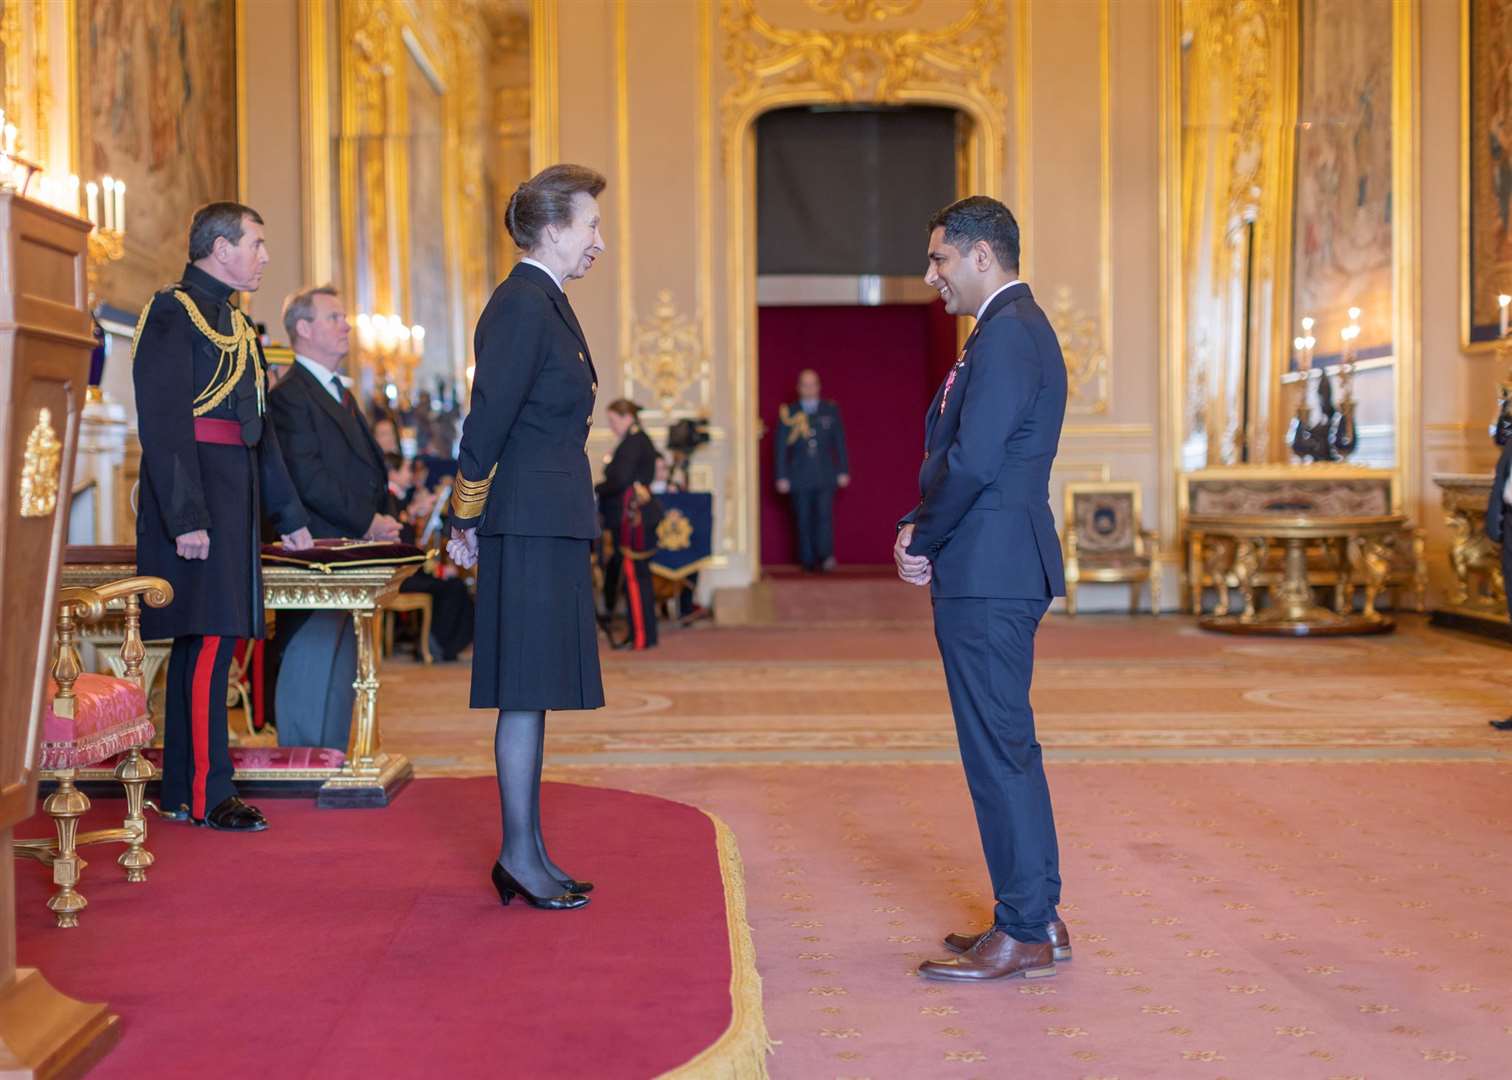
top-left (133, 263), bottom-right (308, 640)
top-left (448, 262), bottom-right (604, 711)
top-left (132, 263), bottom-right (308, 819)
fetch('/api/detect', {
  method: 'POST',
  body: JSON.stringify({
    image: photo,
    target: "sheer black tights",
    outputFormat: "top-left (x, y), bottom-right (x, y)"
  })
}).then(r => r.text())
top-left (494, 709), bottom-right (574, 897)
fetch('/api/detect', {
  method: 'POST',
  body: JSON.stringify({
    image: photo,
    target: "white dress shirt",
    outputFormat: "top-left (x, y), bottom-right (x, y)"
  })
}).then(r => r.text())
top-left (975, 279), bottom-right (1022, 323)
top-left (520, 256), bottom-right (564, 292)
top-left (294, 353), bottom-right (348, 402)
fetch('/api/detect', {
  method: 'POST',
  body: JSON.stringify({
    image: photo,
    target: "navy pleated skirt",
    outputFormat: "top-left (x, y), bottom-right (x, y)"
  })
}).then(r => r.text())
top-left (470, 534), bottom-right (605, 711)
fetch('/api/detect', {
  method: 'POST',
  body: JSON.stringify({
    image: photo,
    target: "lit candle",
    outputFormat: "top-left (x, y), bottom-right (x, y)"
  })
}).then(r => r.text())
top-left (3, 123), bottom-right (16, 156)
top-left (115, 181), bottom-right (125, 233)
top-left (411, 325), bottom-right (425, 359)
top-left (102, 176), bottom-right (115, 231)
top-left (1500, 294), bottom-right (1510, 339)
top-left (85, 181), bottom-right (99, 226)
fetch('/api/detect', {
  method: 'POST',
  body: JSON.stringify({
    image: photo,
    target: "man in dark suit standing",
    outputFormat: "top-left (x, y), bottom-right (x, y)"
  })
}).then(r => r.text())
top-left (267, 285), bottom-right (400, 748)
top-left (1486, 428), bottom-right (1512, 731)
top-left (134, 202), bottom-right (313, 831)
top-left (774, 369), bottom-right (850, 572)
top-left (897, 196), bottom-right (1070, 983)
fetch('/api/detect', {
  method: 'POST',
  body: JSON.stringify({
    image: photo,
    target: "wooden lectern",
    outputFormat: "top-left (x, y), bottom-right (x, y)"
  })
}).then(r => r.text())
top-left (0, 193), bottom-right (120, 1070)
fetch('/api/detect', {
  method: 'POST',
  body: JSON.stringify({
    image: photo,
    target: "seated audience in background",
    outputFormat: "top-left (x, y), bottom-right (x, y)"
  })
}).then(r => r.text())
top-left (371, 412), bottom-right (401, 456)
top-left (385, 451), bottom-right (475, 662)
top-left (267, 284), bottom-right (400, 750)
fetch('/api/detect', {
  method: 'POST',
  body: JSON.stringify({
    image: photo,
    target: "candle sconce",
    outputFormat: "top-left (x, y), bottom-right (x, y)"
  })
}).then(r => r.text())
top-left (354, 313), bottom-right (425, 406)
top-left (1290, 309), bottom-right (1361, 463)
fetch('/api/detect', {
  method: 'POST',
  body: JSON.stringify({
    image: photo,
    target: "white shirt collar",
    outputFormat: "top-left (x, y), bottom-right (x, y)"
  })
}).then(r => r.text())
top-left (294, 353), bottom-right (348, 401)
top-left (520, 256), bottom-right (563, 292)
top-left (975, 279), bottom-right (1022, 323)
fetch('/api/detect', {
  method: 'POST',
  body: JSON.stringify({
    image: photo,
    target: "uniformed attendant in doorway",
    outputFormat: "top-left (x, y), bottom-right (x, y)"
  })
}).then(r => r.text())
top-left (774, 369), bottom-right (850, 572)
top-left (446, 164), bottom-right (607, 910)
top-left (133, 202), bottom-right (314, 831)
top-left (1487, 429), bottom-right (1512, 731)
top-left (596, 399), bottom-right (659, 645)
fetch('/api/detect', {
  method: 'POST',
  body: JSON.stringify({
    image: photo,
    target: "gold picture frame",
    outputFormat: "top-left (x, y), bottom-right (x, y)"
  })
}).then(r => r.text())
top-left (1462, 0), bottom-right (1512, 352)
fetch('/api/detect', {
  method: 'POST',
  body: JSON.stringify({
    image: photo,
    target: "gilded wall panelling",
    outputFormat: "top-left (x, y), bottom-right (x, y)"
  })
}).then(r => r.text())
top-left (530, 0), bottom-right (558, 173)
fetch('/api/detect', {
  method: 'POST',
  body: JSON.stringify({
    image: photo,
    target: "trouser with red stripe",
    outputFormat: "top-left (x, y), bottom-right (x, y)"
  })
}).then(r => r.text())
top-left (161, 635), bottom-right (238, 819)
top-left (622, 556), bottom-right (658, 650)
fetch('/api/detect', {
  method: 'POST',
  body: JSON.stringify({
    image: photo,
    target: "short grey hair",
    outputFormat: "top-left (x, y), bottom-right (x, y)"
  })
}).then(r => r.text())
top-left (281, 284), bottom-right (340, 345)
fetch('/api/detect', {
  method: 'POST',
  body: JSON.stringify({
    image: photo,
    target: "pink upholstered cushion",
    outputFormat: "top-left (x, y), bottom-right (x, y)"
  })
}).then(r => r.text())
top-left (107, 746), bottom-right (348, 772)
top-left (41, 673), bottom-right (153, 770)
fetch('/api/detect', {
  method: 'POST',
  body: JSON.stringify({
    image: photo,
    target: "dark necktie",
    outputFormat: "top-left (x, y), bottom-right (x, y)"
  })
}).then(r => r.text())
top-left (331, 374), bottom-right (358, 418)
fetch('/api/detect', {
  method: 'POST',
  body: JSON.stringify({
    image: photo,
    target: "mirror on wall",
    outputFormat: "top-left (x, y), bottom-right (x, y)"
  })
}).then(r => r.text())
top-left (1171, 0), bottom-right (1406, 474)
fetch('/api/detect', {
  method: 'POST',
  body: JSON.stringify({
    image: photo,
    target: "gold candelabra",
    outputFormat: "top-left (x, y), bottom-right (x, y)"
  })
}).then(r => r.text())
top-left (354, 313), bottom-right (426, 405)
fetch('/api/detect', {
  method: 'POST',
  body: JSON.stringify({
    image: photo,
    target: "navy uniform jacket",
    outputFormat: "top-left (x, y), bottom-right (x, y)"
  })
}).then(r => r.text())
top-left (774, 399), bottom-right (849, 491)
top-left (268, 361), bottom-right (393, 539)
top-left (447, 262), bottom-right (599, 536)
top-left (901, 282), bottom-right (1067, 599)
top-left (596, 427), bottom-right (658, 533)
top-left (134, 264), bottom-right (308, 640)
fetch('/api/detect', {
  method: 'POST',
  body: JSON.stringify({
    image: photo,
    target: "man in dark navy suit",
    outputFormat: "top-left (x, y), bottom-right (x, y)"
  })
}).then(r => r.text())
top-left (267, 285), bottom-right (401, 749)
top-left (774, 369), bottom-right (850, 572)
top-left (1486, 426), bottom-right (1512, 731)
top-left (896, 196), bottom-right (1071, 983)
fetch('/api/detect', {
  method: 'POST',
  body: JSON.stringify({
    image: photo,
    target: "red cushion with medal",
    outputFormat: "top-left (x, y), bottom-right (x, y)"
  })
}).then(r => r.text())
top-left (260, 538), bottom-right (430, 571)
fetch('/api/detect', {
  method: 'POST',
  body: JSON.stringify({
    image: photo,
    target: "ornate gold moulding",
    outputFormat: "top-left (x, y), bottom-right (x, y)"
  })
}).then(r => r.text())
top-left (59, 560), bottom-right (418, 808)
top-left (1189, 513), bottom-right (1406, 637)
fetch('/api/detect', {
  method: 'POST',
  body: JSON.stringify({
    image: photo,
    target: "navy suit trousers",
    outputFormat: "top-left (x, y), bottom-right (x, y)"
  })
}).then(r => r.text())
top-left (932, 595), bottom-right (1061, 941)
top-left (790, 487), bottom-right (835, 567)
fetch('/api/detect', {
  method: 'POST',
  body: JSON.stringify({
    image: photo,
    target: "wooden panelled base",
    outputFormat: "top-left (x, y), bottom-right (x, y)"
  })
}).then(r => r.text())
top-left (0, 967), bottom-right (119, 1079)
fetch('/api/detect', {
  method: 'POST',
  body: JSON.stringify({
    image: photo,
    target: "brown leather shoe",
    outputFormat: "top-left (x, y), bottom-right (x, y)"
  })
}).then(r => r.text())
top-left (918, 929), bottom-right (1056, 982)
top-left (944, 919), bottom-right (1072, 962)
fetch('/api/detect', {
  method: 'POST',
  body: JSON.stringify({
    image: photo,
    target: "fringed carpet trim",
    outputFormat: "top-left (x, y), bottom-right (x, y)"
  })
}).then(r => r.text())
top-left (658, 812), bottom-right (774, 1080)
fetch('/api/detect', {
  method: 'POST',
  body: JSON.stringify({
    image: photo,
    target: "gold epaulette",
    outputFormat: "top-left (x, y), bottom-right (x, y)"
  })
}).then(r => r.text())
top-left (449, 465), bottom-right (497, 519)
top-left (131, 289), bottom-right (266, 418)
top-left (778, 403), bottom-right (813, 446)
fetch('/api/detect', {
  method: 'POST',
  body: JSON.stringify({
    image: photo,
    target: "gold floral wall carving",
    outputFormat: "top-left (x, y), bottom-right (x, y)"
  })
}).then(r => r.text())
top-left (804, 0), bottom-right (924, 21)
top-left (721, 0), bottom-right (1007, 132)
top-left (1048, 286), bottom-right (1110, 417)
top-left (625, 290), bottom-right (711, 414)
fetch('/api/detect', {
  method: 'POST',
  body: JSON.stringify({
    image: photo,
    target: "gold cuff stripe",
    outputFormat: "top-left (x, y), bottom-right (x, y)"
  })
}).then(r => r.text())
top-left (449, 465), bottom-right (498, 519)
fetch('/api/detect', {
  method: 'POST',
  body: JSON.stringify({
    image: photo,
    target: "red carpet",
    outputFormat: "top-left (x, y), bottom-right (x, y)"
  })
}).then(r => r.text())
top-left (16, 780), bottom-right (751, 1079)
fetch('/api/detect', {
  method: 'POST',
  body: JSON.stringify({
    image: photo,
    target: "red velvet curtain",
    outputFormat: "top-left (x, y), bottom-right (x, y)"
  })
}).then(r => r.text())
top-left (758, 302), bottom-right (959, 567)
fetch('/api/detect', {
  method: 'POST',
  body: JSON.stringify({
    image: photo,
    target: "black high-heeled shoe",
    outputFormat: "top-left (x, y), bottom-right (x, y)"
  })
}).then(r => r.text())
top-left (555, 876), bottom-right (595, 894)
top-left (491, 862), bottom-right (589, 910)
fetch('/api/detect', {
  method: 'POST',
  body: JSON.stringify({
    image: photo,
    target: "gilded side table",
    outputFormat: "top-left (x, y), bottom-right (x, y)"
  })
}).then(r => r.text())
top-left (1188, 513), bottom-right (1406, 636)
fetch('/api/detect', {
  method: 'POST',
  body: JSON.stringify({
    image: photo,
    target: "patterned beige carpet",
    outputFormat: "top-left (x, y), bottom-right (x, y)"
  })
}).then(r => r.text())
top-left (375, 600), bottom-right (1512, 1078)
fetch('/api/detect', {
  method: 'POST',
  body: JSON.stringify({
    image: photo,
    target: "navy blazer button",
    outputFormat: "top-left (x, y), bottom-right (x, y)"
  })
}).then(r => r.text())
top-left (578, 351), bottom-right (585, 363)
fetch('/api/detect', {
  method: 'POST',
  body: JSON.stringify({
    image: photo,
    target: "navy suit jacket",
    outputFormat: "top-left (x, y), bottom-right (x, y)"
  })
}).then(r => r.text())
top-left (268, 361), bottom-right (392, 539)
top-left (774, 399), bottom-right (850, 491)
top-left (901, 282), bottom-right (1067, 599)
top-left (1487, 440), bottom-right (1511, 544)
top-left (448, 262), bottom-right (600, 539)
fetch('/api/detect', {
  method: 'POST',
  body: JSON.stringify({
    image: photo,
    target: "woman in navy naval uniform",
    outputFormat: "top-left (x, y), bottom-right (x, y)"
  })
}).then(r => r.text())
top-left (447, 164), bottom-right (606, 911)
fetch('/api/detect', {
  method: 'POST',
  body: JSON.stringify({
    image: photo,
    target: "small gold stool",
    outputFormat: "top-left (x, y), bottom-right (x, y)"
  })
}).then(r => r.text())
top-left (382, 592), bottom-right (433, 664)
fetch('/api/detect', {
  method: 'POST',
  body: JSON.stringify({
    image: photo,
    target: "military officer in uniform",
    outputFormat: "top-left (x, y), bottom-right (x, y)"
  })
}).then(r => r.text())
top-left (133, 202), bottom-right (313, 831)
top-left (596, 398), bottom-right (660, 645)
top-left (774, 369), bottom-right (850, 572)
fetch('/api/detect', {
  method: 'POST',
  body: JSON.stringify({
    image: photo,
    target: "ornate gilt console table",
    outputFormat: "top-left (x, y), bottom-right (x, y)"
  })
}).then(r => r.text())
top-left (1431, 474), bottom-right (1508, 635)
top-left (1188, 513), bottom-right (1405, 636)
top-left (61, 551), bottom-right (417, 808)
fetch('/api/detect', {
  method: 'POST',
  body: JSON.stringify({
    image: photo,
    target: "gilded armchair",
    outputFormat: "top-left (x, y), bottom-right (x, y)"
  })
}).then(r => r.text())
top-left (1063, 482), bottom-right (1161, 616)
top-left (15, 576), bottom-right (173, 927)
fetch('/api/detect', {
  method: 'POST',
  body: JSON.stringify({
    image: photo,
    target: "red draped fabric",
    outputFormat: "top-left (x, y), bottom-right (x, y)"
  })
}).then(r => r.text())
top-left (758, 302), bottom-right (959, 567)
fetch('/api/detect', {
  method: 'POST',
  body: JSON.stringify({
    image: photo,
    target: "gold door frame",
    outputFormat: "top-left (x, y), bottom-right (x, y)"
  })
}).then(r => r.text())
top-left (720, 0), bottom-right (1009, 567)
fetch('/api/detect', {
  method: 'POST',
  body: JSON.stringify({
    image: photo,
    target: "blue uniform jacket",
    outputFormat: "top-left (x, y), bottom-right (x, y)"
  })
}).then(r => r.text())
top-left (447, 262), bottom-right (599, 539)
top-left (774, 399), bottom-right (849, 492)
top-left (901, 282), bottom-right (1067, 599)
